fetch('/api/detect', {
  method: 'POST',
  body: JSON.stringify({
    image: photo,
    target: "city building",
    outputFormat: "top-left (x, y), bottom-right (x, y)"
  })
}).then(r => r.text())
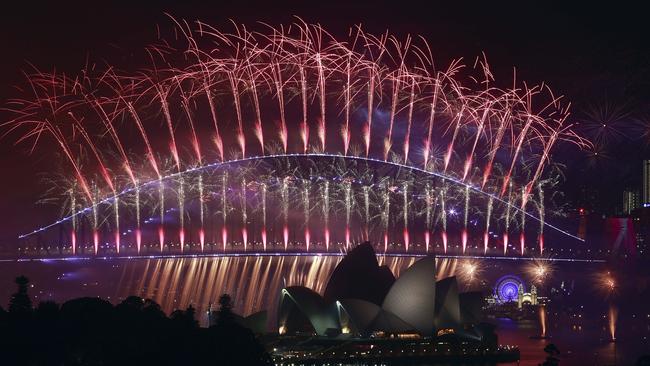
top-left (643, 160), bottom-right (650, 205)
top-left (623, 190), bottom-right (640, 215)
top-left (517, 283), bottom-right (538, 309)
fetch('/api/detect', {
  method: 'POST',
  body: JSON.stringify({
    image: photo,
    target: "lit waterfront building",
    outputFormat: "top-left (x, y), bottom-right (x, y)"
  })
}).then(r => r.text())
top-left (643, 160), bottom-right (650, 205)
top-left (623, 190), bottom-right (639, 215)
top-left (277, 242), bottom-right (482, 338)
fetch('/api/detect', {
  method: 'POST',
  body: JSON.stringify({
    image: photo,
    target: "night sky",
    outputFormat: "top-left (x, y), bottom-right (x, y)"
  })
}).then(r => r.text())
top-left (1, 1), bottom-right (649, 248)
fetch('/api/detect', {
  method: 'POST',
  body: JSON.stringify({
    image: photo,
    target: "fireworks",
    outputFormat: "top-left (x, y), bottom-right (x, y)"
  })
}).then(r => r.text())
top-left (458, 258), bottom-right (484, 286)
top-left (2, 19), bottom-right (589, 255)
top-left (539, 305), bottom-right (547, 338)
top-left (595, 271), bottom-right (618, 298)
top-left (608, 304), bottom-right (617, 342)
top-left (579, 100), bottom-right (635, 145)
top-left (525, 258), bottom-right (554, 286)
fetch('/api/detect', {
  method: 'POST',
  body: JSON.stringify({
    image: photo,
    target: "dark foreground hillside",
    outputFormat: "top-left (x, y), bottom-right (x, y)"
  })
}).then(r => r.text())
top-left (0, 276), bottom-right (272, 366)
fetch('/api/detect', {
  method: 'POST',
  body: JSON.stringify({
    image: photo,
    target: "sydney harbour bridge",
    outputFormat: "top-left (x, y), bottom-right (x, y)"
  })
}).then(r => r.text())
top-left (5, 21), bottom-right (597, 264)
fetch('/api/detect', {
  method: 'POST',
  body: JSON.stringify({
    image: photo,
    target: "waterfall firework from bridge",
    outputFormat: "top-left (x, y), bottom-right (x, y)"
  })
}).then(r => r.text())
top-left (3, 18), bottom-right (589, 257)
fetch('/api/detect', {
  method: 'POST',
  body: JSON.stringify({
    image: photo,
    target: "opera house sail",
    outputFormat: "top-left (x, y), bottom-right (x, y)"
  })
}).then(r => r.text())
top-left (278, 242), bottom-right (484, 339)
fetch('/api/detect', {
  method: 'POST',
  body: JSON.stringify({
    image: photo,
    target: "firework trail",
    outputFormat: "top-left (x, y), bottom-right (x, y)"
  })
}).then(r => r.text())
top-left (178, 177), bottom-right (185, 251)
top-left (537, 183), bottom-right (545, 255)
top-left (281, 176), bottom-right (289, 250)
top-left (69, 112), bottom-right (116, 193)
top-left (444, 105), bottom-right (465, 172)
top-left (303, 181), bottom-right (310, 251)
top-left (158, 180), bottom-right (165, 252)
top-left (92, 101), bottom-right (137, 185)
top-left (156, 86), bottom-right (181, 171)
top-left (2, 20), bottom-right (590, 256)
top-left (248, 67), bottom-right (265, 154)
top-left (181, 97), bottom-right (202, 166)
top-left (344, 180), bottom-right (352, 249)
top-left (92, 185), bottom-right (99, 254)
top-left (182, 94), bottom-right (205, 251)
top-left (316, 53), bottom-right (326, 152)
top-left (382, 181), bottom-right (391, 253)
top-left (403, 77), bottom-right (416, 163)
top-left (364, 68), bottom-right (375, 157)
top-left (321, 180), bottom-right (330, 250)
top-left (363, 185), bottom-right (370, 240)
top-left (114, 196), bottom-right (120, 253)
top-left (485, 196), bottom-right (493, 254)
top-left (464, 104), bottom-right (491, 181)
top-left (198, 175), bottom-right (205, 251)
top-left (440, 186), bottom-right (448, 253)
top-left (424, 183), bottom-right (434, 252)
top-left (342, 56), bottom-right (353, 156)
top-left (203, 86), bottom-right (224, 161)
top-left (135, 184), bottom-right (141, 253)
top-left (227, 70), bottom-right (246, 158)
top-left (69, 188), bottom-right (76, 255)
top-left (402, 181), bottom-right (409, 251)
top-left (43, 121), bottom-right (93, 205)
top-left (501, 114), bottom-right (535, 197)
top-left (384, 69), bottom-right (402, 160)
top-left (221, 173), bottom-right (228, 251)
top-left (609, 305), bottom-right (617, 341)
top-left (261, 183), bottom-right (267, 250)
top-left (482, 110), bottom-right (510, 188)
top-left (520, 186), bottom-right (526, 255)
top-left (539, 306), bottom-right (547, 338)
top-left (423, 77), bottom-right (440, 169)
top-left (462, 185), bottom-right (470, 253)
top-left (241, 178), bottom-right (248, 250)
top-left (503, 181), bottom-right (513, 255)
top-left (271, 63), bottom-right (288, 154)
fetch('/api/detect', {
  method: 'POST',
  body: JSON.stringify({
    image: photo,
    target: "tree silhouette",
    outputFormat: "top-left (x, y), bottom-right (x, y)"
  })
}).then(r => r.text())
top-left (35, 300), bottom-right (59, 323)
top-left (0, 293), bottom-right (272, 366)
top-left (539, 343), bottom-right (561, 366)
top-left (208, 293), bottom-right (273, 366)
top-left (637, 355), bottom-right (650, 366)
top-left (170, 304), bottom-right (199, 329)
top-left (142, 298), bottom-right (166, 320)
top-left (8, 275), bottom-right (32, 314)
top-left (118, 295), bottom-right (145, 311)
top-left (185, 304), bottom-right (197, 325)
top-left (216, 293), bottom-right (235, 326)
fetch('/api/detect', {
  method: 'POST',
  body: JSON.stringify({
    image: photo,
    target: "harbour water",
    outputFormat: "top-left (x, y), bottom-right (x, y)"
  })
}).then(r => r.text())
top-left (0, 256), bottom-right (647, 365)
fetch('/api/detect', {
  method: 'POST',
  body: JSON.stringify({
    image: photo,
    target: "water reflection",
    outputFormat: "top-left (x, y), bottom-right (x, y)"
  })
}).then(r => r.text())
top-left (1, 256), bottom-right (646, 365)
top-left (116, 256), bottom-right (459, 326)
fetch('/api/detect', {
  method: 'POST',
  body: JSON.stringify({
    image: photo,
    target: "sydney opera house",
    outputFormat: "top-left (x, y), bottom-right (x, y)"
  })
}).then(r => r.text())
top-left (277, 243), bottom-right (485, 339)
